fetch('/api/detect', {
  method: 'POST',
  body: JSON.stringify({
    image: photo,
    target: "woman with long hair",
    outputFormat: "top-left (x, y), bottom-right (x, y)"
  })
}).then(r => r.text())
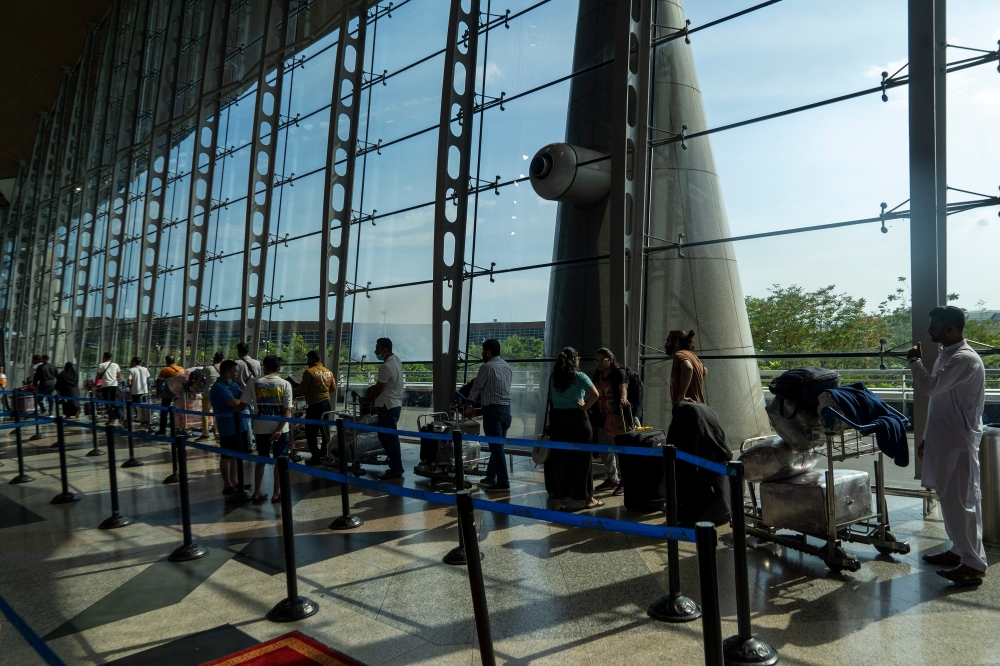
top-left (591, 348), bottom-right (628, 496)
top-left (665, 329), bottom-right (706, 405)
top-left (544, 347), bottom-right (603, 510)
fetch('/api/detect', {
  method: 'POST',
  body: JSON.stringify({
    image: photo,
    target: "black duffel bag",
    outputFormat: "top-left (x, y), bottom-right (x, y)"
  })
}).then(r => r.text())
top-left (768, 366), bottom-right (840, 412)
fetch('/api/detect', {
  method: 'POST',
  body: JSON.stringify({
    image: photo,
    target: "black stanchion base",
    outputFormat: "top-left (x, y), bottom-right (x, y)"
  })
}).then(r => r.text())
top-left (29, 434), bottom-right (45, 441)
top-left (723, 635), bottom-right (779, 666)
top-left (647, 594), bottom-right (702, 623)
top-left (9, 474), bottom-right (34, 484)
top-left (267, 596), bottom-right (319, 623)
top-left (168, 542), bottom-right (209, 562)
top-left (162, 473), bottom-right (180, 484)
top-left (329, 514), bottom-right (364, 530)
top-left (49, 441), bottom-right (62, 448)
top-left (99, 513), bottom-right (134, 530)
top-left (121, 458), bottom-right (144, 468)
top-left (442, 546), bottom-right (485, 566)
top-left (226, 490), bottom-right (252, 504)
top-left (86, 449), bottom-right (107, 457)
top-left (51, 492), bottom-right (82, 505)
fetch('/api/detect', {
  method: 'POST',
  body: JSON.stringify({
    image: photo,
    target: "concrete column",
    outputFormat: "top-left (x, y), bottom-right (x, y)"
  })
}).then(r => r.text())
top-left (544, 0), bottom-right (769, 445)
top-left (908, 0), bottom-right (942, 478)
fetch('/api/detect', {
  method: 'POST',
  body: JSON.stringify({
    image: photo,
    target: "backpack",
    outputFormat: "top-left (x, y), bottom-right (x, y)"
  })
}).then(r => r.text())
top-left (624, 367), bottom-right (644, 422)
top-left (768, 367), bottom-right (840, 413)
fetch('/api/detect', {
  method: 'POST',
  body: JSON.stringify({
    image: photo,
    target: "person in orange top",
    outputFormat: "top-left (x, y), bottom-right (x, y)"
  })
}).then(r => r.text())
top-left (666, 329), bottom-right (707, 405)
top-left (293, 350), bottom-right (335, 465)
top-left (155, 355), bottom-right (184, 435)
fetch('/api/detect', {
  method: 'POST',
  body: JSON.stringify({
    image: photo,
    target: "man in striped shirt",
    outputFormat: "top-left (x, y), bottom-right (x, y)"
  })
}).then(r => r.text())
top-left (465, 339), bottom-right (513, 492)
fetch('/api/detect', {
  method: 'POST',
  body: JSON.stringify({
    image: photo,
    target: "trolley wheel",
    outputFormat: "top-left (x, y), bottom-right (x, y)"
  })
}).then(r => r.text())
top-left (874, 530), bottom-right (905, 556)
top-left (825, 546), bottom-right (857, 572)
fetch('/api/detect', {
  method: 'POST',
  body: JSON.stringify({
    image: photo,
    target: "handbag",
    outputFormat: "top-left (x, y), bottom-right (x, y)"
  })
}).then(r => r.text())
top-left (531, 395), bottom-right (553, 465)
top-left (603, 413), bottom-right (626, 438)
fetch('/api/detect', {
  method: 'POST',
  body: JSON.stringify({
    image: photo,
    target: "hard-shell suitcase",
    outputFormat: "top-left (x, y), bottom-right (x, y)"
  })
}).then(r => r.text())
top-left (328, 400), bottom-right (385, 470)
top-left (617, 426), bottom-right (667, 512)
top-left (760, 468), bottom-right (873, 535)
top-left (172, 394), bottom-right (202, 430)
top-left (416, 412), bottom-right (482, 475)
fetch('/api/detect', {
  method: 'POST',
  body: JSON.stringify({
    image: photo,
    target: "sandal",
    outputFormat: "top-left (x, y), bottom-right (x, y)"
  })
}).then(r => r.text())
top-left (584, 500), bottom-right (606, 510)
top-left (251, 493), bottom-right (269, 504)
top-left (271, 494), bottom-right (282, 504)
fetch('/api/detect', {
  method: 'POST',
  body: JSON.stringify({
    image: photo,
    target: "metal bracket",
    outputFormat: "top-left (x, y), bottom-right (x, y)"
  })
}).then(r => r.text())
top-left (652, 20), bottom-right (690, 45)
top-left (880, 62), bottom-right (908, 102)
top-left (358, 138), bottom-right (382, 155)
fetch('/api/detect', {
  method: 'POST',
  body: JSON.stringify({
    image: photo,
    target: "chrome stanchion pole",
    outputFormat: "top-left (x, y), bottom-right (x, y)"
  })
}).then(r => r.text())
top-left (51, 410), bottom-right (81, 504)
top-left (122, 399), bottom-right (143, 467)
top-left (456, 491), bottom-right (495, 666)
top-left (29, 391), bottom-right (43, 441)
top-left (444, 431), bottom-right (481, 566)
top-left (86, 398), bottom-right (106, 456)
top-left (162, 405), bottom-right (179, 483)
top-left (169, 437), bottom-right (208, 561)
top-left (9, 407), bottom-right (34, 484)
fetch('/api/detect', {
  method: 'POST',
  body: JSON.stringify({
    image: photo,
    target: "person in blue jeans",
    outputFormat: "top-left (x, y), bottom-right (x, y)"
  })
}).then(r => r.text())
top-left (358, 338), bottom-right (406, 480)
top-left (465, 339), bottom-right (513, 492)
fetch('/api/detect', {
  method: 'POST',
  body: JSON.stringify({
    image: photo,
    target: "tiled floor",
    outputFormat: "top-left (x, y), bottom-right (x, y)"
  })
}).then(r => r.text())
top-left (0, 419), bottom-right (998, 665)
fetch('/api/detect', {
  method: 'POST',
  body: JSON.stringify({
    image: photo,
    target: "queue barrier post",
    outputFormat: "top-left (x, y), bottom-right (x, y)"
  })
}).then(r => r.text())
top-left (696, 522), bottom-right (725, 666)
top-left (29, 391), bottom-right (43, 441)
top-left (723, 461), bottom-right (778, 666)
top-left (51, 413), bottom-right (81, 504)
top-left (99, 425), bottom-right (133, 529)
top-left (648, 444), bottom-right (701, 622)
top-left (169, 437), bottom-right (209, 561)
top-left (227, 410), bottom-right (252, 503)
top-left (86, 398), bottom-right (106, 456)
top-left (329, 418), bottom-right (363, 530)
top-left (444, 431), bottom-right (482, 566)
top-left (162, 405), bottom-right (180, 484)
top-left (9, 407), bottom-right (35, 484)
top-left (267, 456), bottom-right (319, 622)
top-left (122, 399), bottom-right (143, 467)
top-left (456, 491), bottom-right (496, 666)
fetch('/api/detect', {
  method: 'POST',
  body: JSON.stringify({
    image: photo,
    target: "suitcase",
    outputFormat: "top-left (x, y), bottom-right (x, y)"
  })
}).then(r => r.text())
top-left (760, 468), bottom-right (873, 535)
top-left (329, 408), bottom-right (384, 465)
top-left (172, 394), bottom-right (203, 430)
top-left (617, 427), bottom-right (667, 512)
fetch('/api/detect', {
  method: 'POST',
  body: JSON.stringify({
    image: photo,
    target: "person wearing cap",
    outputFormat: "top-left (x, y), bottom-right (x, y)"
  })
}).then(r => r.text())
top-left (910, 305), bottom-right (988, 586)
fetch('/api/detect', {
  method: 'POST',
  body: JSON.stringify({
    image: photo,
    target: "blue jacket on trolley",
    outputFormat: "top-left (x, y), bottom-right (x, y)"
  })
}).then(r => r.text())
top-left (825, 383), bottom-right (909, 467)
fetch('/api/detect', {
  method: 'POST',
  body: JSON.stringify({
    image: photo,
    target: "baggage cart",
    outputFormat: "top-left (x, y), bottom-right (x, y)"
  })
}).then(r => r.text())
top-left (742, 399), bottom-right (911, 572)
top-left (413, 405), bottom-right (487, 487)
top-left (326, 399), bottom-right (386, 476)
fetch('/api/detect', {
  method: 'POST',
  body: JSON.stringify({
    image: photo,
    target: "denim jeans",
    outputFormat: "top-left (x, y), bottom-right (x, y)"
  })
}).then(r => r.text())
top-left (377, 405), bottom-right (403, 473)
top-left (156, 392), bottom-right (173, 434)
top-left (483, 404), bottom-right (512, 486)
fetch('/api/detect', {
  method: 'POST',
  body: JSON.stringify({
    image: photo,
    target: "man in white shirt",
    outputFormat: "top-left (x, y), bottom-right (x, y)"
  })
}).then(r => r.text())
top-left (127, 357), bottom-right (151, 427)
top-left (359, 337), bottom-right (404, 480)
top-left (909, 306), bottom-right (987, 586)
top-left (237, 355), bottom-right (293, 503)
top-left (194, 351), bottom-right (224, 441)
top-left (95, 352), bottom-right (123, 425)
top-left (235, 342), bottom-right (262, 391)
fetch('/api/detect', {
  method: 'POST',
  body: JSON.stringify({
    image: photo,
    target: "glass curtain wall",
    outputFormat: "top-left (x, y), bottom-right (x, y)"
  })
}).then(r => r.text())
top-left (7, 0), bottom-right (997, 449)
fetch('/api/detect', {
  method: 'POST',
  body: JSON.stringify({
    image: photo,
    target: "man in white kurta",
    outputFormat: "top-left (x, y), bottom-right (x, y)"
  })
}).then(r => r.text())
top-left (909, 306), bottom-right (987, 585)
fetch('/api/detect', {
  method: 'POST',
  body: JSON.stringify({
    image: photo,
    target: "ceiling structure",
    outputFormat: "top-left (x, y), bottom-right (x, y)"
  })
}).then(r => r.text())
top-left (0, 1), bottom-right (115, 178)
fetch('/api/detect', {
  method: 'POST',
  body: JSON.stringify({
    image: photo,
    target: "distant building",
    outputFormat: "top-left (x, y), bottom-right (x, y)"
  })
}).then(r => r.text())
top-left (468, 321), bottom-right (546, 346)
top-left (966, 310), bottom-right (1000, 323)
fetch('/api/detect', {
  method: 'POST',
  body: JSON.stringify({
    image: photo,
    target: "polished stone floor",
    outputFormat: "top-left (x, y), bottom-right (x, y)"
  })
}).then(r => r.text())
top-left (0, 418), bottom-right (998, 666)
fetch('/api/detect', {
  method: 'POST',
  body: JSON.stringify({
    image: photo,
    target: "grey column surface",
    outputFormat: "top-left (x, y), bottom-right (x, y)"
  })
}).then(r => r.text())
top-left (320, 7), bottom-right (367, 398)
top-left (431, 0), bottom-right (482, 413)
top-left (934, 0), bottom-right (947, 309)
top-left (180, 0), bottom-right (231, 368)
top-left (545, 0), bottom-right (768, 444)
top-left (908, 0), bottom-right (941, 479)
top-left (239, 0), bottom-right (291, 353)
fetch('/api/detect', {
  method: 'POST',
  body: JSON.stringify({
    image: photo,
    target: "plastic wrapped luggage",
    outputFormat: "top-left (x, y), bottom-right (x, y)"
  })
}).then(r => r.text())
top-left (329, 409), bottom-right (383, 466)
top-left (739, 435), bottom-right (821, 483)
top-left (172, 394), bottom-right (202, 430)
top-left (617, 427), bottom-right (667, 511)
top-left (760, 469), bottom-right (873, 535)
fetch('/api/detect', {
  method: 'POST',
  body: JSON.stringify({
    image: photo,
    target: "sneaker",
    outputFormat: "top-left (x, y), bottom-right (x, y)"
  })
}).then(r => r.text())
top-left (595, 478), bottom-right (620, 491)
top-left (378, 470), bottom-right (403, 481)
top-left (613, 483), bottom-right (624, 496)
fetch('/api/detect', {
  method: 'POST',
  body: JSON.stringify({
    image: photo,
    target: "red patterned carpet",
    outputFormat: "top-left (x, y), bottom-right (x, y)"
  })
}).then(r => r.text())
top-left (201, 632), bottom-right (367, 666)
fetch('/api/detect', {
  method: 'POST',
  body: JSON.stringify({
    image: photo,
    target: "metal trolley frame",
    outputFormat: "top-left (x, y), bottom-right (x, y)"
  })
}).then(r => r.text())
top-left (743, 404), bottom-right (912, 572)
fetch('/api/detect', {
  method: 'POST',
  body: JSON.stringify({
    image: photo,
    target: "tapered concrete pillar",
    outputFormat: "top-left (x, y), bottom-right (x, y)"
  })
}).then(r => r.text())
top-left (544, 0), bottom-right (769, 445)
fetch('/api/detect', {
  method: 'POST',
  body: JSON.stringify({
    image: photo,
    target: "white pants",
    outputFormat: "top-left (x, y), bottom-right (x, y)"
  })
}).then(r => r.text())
top-left (925, 443), bottom-right (988, 572)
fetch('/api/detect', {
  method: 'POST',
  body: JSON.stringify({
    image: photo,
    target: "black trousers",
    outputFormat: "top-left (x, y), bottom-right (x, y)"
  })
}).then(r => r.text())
top-left (543, 407), bottom-right (594, 501)
top-left (305, 399), bottom-right (332, 460)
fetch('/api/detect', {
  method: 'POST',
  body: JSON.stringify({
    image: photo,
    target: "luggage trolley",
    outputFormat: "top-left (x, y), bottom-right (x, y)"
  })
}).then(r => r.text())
top-left (325, 398), bottom-right (387, 476)
top-left (413, 398), bottom-right (489, 487)
top-left (742, 400), bottom-right (911, 572)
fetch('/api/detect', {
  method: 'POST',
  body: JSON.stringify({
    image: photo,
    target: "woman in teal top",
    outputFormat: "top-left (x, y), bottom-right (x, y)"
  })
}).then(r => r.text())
top-left (544, 347), bottom-right (602, 510)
